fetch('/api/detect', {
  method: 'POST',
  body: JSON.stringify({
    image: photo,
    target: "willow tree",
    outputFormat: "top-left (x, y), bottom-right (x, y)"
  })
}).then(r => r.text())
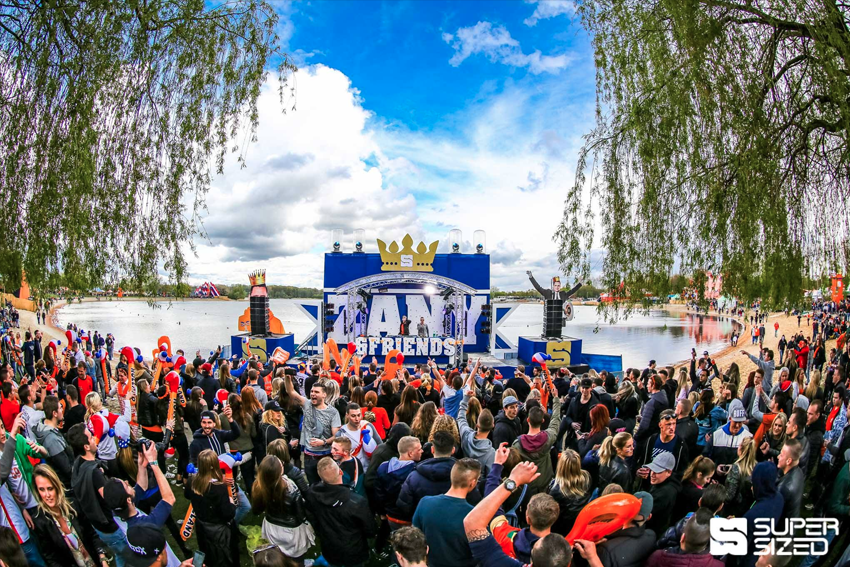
top-left (0, 1), bottom-right (295, 291)
top-left (556, 0), bottom-right (850, 308)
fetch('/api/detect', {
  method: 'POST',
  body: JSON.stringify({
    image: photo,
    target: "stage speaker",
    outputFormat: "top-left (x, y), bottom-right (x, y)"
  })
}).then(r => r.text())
top-left (249, 296), bottom-right (270, 336)
top-left (543, 299), bottom-right (563, 339)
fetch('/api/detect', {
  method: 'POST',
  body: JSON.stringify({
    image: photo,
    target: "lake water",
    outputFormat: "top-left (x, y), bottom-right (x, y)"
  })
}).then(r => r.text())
top-left (56, 300), bottom-right (739, 368)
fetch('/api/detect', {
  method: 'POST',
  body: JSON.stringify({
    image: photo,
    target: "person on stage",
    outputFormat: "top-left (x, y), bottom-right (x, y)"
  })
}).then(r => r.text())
top-left (400, 316), bottom-right (411, 336)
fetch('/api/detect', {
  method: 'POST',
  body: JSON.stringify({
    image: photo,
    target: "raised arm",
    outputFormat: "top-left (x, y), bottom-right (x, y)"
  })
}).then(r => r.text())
top-left (285, 373), bottom-right (305, 406)
top-left (526, 271), bottom-right (548, 296)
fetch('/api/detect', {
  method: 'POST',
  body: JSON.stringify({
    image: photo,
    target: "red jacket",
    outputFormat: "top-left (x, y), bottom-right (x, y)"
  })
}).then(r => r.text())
top-left (794, 344), bottom-right (810, 369)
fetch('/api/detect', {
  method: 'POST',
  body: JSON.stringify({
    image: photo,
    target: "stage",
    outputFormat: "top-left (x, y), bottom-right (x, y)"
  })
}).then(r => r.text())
top-left (233, 232), bottom-right (623, 373)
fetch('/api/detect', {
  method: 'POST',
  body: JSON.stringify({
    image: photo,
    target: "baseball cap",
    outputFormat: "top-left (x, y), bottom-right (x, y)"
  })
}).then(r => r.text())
top-left (125, 524), bottom-right (167, 567)
top-left (634, 491), bottom-right (654, 520)
top-left (731, 407), bottom-right (747, 422)
top-left (200, 362), bottom-right (212, 374)
top-left (703, 350), bottom-right (709, 357)
top-left (200, 410), bottom-right (217, 422)
top-left (102, 478), bottom-right (130, 512)
top-left (264, 400), bottom-right (283, 412)
top-left (580, 377), bottom-right (593, 388)
top-left (645, 452), bottom-right (676, 473)
top-left (502, 396), bottom-right (519, 408)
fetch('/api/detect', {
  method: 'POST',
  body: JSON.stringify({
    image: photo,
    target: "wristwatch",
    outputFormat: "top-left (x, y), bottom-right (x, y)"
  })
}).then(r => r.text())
top-left (503, 479), bottom-right (517, 493)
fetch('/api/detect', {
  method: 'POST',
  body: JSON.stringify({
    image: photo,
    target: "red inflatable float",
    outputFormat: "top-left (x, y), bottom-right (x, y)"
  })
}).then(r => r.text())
top-left (565, 493), bottom-right (641, 545)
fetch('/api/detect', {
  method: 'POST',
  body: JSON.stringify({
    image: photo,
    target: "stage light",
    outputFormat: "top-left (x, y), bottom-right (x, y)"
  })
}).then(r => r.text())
top-left (333, 241), bottom-right (341, 252)
top-left (354, 229), bottom-right (365, 252)
top-left (424, 285), bottom-right (437, 295)
top-left (449, 229), bottom-right (462, 253)
top-left (355, 241), bottom-right (363, 252)
top-left (441, 288), bottom-right (454, 301)
top-left (331, 228), bottom-right (343, 252)
top-left (473, 230), bottom-right (486, 254)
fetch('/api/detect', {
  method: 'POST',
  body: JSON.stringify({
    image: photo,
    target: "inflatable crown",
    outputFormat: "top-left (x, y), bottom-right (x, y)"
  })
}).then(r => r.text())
top-left (248, 270), bottom-right (266, 286)
top-left (377, 234), bottom-right (438, 272)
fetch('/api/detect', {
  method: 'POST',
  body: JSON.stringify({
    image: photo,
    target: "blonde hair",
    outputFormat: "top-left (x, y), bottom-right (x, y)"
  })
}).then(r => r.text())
top-left (794, 368), bottom-right (806, 397)
top-left (770, 413), bottom-right (788, 444)
top-left (192, 449), bottom-right (224, 495)
top-left (734, 437), bottom-right (756, 478)
top-left (84, 392), bottom-right (103, 422)
top-left (805, 370), bottom-right (822, 402)
top-left (614, 380), bottom-right (634, 402)
top-left (552, 449), bottom-right (591, 498)
top-left (33, 464), bottom-right (74, 520)
top-left (466, 397), bottom-right (482, 429)
top-left (682, 455), bottom-right (715, 484)
top-left (675, 368), bottom-right (689, 399)
top-left (324, 379), bottom-right (340, 407)
top-left (502, 388), bottom-right (518, 403)
top-left (598, 432), bottom-right (632, 467)
top-left (272, 377), bottom-right (283, 399)
top-left (428, 414), bottom-right (460, 444)
top-left (262, 410), bottom-right (284, 428)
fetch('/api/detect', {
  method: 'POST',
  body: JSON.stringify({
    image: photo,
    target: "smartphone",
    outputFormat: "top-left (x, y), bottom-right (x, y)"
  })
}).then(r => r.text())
top-left (193, 551), bottom-right (205, 567)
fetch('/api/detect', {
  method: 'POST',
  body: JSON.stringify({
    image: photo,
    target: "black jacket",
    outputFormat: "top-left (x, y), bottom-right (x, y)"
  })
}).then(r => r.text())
top-left (778, 465), bottom-right (805, 520)
top-left (805, 417), bottom-right (825, 475)
top-left (635, 391), bottom-right (669, 445)
top-left (599, 456), bottom-right (632, 490)
top-left (492, 410), bottom-right (522, 448)
top-left (305, 482), bottom-right (377, 566)
top-left (396, 456), bottom-right (456, 518)
top-left (31, 508), bottom-right (99, 567)
top-left (189, 421), bottom-right (241, 464)
top-left (646, 475), bottom-right (682, 535)
top-left (675, 416), bottom-right (699, 459)
top-left (597, 525), bottom-right (657, 567)
top-left (547, 482), bottom-right (592, 536)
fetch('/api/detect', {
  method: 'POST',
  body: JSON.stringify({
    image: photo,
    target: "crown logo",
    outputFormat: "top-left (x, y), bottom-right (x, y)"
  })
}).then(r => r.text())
top-left (377, 234), bottom-right (438, 272)
top-left (248, 270), bottom-right (266, 286)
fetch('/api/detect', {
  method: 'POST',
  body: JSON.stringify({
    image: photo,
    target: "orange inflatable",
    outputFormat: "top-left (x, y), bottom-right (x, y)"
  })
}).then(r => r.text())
top-left (380, 349), bottom-right (405, 380)
top-left (322, 339), bottom-right (359, 376)
top-left (565, 493), bottom-right (641, 545)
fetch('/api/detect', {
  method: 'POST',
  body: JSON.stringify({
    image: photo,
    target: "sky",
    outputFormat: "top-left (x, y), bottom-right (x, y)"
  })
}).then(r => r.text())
top-left (186, 0), bottom-right (597, 290)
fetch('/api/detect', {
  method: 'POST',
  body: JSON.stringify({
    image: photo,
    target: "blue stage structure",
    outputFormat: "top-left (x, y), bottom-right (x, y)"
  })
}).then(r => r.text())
top-left (285, 232), bottom-right (622, 373)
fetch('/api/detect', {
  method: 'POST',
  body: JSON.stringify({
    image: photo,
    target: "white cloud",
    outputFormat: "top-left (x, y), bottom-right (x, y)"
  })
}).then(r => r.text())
top-left (188, 65), bottom-right (417, 286)
top-left (523, 0), bottom-right (575, 27)
top-left (186, 62), bottom-right (596, 290)
top-left (442, 21), bottom-right (572, 75)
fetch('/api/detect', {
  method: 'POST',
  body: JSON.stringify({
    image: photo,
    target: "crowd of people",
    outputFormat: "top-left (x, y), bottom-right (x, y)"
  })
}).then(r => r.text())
top-left (0, 302), bottom-right (847, 567)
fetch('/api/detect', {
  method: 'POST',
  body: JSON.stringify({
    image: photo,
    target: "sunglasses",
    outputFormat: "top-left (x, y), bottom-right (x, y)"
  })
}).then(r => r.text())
top-left (252, 544), bottom-right (277, 556)
top-left (659, 415), bottom-right (676, 421)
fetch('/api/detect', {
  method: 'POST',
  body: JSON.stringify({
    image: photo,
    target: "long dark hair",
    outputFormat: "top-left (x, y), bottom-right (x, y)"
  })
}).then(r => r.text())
top-left (251, 456), bottom-right (291, 515)
top-left (694, 389), bottom-right (714, 419)
top-left (396, 385), bottom-right (419, 423)
top-left (228, 393), bottom-right (250, 429)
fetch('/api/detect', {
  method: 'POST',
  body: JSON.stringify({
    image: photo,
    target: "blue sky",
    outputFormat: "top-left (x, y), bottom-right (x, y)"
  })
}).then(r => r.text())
top-left (189, 0), bottom-right (598, 290)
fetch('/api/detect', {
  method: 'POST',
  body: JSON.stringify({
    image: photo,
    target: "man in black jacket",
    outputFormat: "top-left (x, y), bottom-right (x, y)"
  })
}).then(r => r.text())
top-left (188, 408), bottom-right (240, 464)
top-left (674, 399), bottom-right (699, 459)
top-left (306, 456), bottom-right (377, 567)
top-left (645, 452), bottom-right (682, 536)
top-left (777, 438), bottom-right (805, 521)
top-left (32, 396), bottom-right (74, 487)
top-left (805, 400), bottom-right (825, 477)
top-left (595, 491), bottom-right (657, 567)
top-left (492, 397), bottom-right (522, 448)
top-left (396, 431), bottom-right (457, 518)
